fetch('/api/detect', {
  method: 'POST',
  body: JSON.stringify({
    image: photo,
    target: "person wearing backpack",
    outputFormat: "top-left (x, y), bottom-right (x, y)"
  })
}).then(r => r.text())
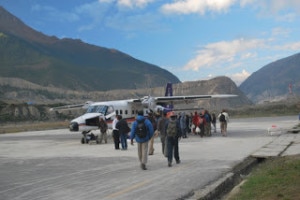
top-left (98, 117), bottom-right (108, 144)
top-left (130, 110), bottom-right (154, 170)
top-left (165, 111), bottom-right (182, 167)
top-left (218, 109), bottom-right (229, 136)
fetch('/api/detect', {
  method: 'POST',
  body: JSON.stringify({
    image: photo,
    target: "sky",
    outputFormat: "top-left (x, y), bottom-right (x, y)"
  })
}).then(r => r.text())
top-left (1, 0), bottom-right (300, 86)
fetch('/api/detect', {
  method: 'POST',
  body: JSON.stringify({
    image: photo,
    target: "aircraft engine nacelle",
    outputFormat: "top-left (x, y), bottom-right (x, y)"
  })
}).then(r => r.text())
top-left (154, 105), bottom-right (170, 113)
top-left (69, 122), bottom-right (79, 132)
top-left (141, 96), bottom-right (156, 111)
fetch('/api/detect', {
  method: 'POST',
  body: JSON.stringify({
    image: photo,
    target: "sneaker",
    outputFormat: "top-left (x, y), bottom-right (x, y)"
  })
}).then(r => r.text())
top-left (168, 162), bottom-right (172, 167)
top-left (176, 160), bottom-right (181, 164)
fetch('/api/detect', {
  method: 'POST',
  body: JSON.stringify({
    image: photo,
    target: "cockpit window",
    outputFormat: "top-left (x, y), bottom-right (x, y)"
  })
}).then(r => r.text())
top-left (86, 105), bottom-right (108, 114)
top-left (107, 106), bottom-right (114, 115)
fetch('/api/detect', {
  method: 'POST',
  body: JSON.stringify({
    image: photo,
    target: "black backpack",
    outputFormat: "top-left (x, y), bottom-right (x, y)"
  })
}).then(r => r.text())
top-left (136, 119), bottom-right (147, 138)
top-left (219, 113), bottom-right (226, 122)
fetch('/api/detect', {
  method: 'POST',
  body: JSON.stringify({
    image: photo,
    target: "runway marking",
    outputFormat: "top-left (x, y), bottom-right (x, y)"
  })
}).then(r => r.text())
top-left (105, 180), bottom-right (150, 199)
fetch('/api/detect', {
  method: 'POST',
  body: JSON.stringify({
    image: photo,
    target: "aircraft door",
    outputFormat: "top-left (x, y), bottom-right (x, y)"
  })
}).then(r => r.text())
top-left (105, 105), bottom-right (115, 120)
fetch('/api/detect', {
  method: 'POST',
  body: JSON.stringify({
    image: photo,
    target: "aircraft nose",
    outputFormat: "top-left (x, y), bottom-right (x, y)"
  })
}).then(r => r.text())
top-left (69, 122), bottom-right (79, 131)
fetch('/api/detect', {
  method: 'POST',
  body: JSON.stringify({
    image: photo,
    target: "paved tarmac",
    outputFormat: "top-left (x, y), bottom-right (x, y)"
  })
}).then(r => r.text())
top-left (0, 116), bottom-right (299, 200)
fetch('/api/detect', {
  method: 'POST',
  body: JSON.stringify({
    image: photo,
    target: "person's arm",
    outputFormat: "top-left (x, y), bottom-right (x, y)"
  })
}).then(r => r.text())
top-left (177, 121), bottom-right (182, 138)
top-left (130, 121), bottom-right (136, 140)
top-left (146, 119), bottom-right (154, 138)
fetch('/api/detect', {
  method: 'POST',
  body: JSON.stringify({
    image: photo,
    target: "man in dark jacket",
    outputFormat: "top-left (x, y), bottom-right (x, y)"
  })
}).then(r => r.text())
top-left (157, 111), bottom-right (168, 156)
top-left (116, 115), bottom-right (130, 150)
top-left (130, 110), bottom-right (154, 170)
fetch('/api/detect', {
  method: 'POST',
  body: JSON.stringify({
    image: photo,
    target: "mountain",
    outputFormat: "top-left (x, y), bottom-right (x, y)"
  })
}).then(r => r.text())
top-left (0, 76), bottom-right (252, 122)
top-left (0, 76), bottom-right (250, 106)
top-left (239, 52), bottom-right (300, 103)
top-left (0, 6), bottom-right (180, 91)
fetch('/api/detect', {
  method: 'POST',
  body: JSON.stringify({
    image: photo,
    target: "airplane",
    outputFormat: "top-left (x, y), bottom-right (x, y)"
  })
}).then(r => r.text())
top-left (51, 83), bottom-right (237, 143)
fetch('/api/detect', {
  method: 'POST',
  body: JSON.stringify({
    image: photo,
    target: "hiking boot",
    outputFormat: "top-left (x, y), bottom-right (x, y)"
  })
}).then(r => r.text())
top-left (141, 164), bottom-right (147, 170)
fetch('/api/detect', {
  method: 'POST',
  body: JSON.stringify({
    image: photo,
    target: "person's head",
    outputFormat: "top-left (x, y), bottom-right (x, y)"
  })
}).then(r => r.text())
top-left (137, 110), bottom-right (143, 116)
top-left (117, 115), bottom-right (122, 120)
top-left (169, 111), bottom-right (177, 119)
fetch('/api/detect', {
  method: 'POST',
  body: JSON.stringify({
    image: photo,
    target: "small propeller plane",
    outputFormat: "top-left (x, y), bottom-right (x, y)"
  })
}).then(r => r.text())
top-left (51, 83), bottom-right (237, 143)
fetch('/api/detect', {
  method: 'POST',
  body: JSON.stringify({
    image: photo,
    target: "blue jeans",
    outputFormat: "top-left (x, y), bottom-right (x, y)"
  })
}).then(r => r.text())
top-left (120, 133), bottom-right (128, 150)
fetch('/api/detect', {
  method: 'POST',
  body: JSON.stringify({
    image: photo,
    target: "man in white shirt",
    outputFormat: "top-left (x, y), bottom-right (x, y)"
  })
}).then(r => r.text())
top-left (112, 115), bottom-right (120, 149)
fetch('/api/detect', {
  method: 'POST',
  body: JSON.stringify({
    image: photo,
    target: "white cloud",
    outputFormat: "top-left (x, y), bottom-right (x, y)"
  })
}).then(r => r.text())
top-left (99, 0), bottom-right (154, 8)
top-left (120, 0), bottom-right (154, 8)
top-left (240, 0), bottom-right (300, 15)
top-left (75, 2), bottom-right (111, 32)
top-left (275, 41), bottom-right (300, 51)
top-left (31, 4), bottom-right (79, 22)
top-left (161, 0), bottom-right (300, 17)
top-left (228, 69), bottom-right (251, 86)
top-left (161, 0), bottom-right (236, 15)
top-left (271, 27), bottom-right (291, 37)
top-left (275, 13), bottom-right (297, 22)
top-left (183, 38), bottom-right (266, 71)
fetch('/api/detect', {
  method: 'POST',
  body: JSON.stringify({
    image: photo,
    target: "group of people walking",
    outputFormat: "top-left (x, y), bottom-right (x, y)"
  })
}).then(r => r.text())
top-left (191, 109), bottom-right (229, 137)
top-left (101, 108), bottom-right (230, 170)
top-left (130, 110), bottom-right (181, 170)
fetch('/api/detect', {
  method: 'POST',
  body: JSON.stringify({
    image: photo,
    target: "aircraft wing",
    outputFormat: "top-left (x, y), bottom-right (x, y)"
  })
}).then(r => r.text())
top-left (49, 101), bottom-right (93, 111)
top-left (154, 94), bottom-right (237, 104)
top-left (131, 94), bottom-right (237, 111)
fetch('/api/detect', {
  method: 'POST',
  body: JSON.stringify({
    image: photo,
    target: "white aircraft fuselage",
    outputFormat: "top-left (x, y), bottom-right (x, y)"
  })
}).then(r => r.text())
top-left (62, 82), bottom-right (238, 135)
top-left (69, 99), bottom-right (146, 133)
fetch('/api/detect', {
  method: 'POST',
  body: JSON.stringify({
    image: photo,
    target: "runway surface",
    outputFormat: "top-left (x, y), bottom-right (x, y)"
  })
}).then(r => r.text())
top-left (0, 116), bottom-right (298, 200)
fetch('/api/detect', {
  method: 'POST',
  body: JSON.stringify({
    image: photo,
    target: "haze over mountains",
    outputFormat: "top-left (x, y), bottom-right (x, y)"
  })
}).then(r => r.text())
top-left (240, 53), bottom-right (300, 103)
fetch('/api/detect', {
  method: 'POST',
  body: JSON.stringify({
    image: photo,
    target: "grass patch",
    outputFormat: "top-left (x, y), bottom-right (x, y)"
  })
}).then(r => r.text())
top-left (227, 155), bottom-right (300, 200)
top-left (0, 121), bottom-right (69, 134)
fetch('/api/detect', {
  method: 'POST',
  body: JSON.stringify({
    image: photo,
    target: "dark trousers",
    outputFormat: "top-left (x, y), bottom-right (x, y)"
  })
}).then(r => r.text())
top-left (113, 130), bottom-right (120, 149)
top-left (120, 133), bottom-right (128, 150)
top-left (199, 124), bottom-right (205, 137)
top-left (167, 136), bottom-right (180, 164)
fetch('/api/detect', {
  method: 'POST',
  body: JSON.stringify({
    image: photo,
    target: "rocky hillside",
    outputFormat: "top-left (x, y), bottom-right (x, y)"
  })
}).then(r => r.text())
top-left (239, 52), bottom-right (300, 103)
top-left (0, 76), bottom-right (251, 122)
top-left (0, 6), bottom-right (180, 91)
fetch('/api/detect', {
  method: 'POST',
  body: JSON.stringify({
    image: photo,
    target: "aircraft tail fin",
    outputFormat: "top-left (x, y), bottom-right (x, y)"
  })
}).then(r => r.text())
top-left (165, 82), bottom-right (173, 97)
top-left (165, 82), bottom-right (173, 110)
